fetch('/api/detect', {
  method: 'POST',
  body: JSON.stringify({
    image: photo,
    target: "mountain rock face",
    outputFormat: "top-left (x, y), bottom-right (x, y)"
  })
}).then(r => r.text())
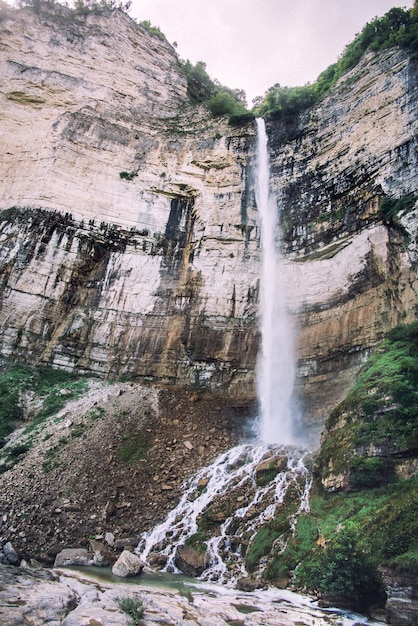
top-left (0, 6), bottom-right (259, 401)
top-left (0, 6), bottom-right (417, 435)
top-left (269, 47), bottom-right (418, 432)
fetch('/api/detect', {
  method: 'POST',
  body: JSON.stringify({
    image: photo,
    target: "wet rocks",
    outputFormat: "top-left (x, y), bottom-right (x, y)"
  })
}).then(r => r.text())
top-left (255, 455), bottom-right (288, 486)
top-left (174, 544), bottom-right (210, 577)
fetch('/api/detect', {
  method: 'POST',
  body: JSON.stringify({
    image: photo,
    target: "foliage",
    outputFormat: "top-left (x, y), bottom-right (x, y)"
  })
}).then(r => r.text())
top-left (119, 171), bottom-right (137, 181)
top-left (117, 432), bottom-right (148, 465)
top-left (17, 0), bottom-right (132, 15)
top-left (264, 514), bottom-right (318, 582)
top-left (245, 487), bottom-right (299, 573)
top-left (180, 60), bottom-right (217, 105)
top-left (255, 6), bottom-right (418, 119)
top-left (0, 365), bottom-right (88, 448)
top-left (296, 530), bottom-right (386, 608)
top-left (138, 19), bottom-right (166, 41)
top-left (350, 456), bottom-right (391, 489)
top-left (379, 193), bottom-right (417, 224)
top-left (316, 321), bottom-right (418, 485)
top-left (185, 531), bottom-right (208, 554)
top-left (117, 596), bottom-right (144, 625)
top-left (294, 475), bottom-right (418, 605)
top-left (275, 321), bottom-right (418, 604)
top-left (179, 59), bottom-right (253, 125)
top-left (254, 84), bottom-right (316, 121)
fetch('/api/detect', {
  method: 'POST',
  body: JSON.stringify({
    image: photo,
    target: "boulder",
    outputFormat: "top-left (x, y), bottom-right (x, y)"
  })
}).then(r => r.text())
top-left (111, 550), bottom-right (144, 578)
top-left (105, 532), bottom-right (115, 547)
top-left (54, 548), bottom-right (92, 567)
top-left (174, 544), bottom-right (209, 577)
top-left (2, 542), bottom-right (20, 565)
top-left (147, 553), bottom-right (168, 569)
top-left (114, 536), bottom-right (139, 551)
top-left (89, 540), bottom-right (113, 566)
top-left (255, 456), bottom-right (288, 486)
top-left (236, 577), bottom-right (260, 592)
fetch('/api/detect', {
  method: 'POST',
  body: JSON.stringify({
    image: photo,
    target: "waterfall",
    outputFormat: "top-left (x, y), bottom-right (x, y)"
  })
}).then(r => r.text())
top-left (255, 117), bottom-right (298, 445)
top-left (135, 119), bottom-right (310, 587)
top-left (136, 444), bottom-right (312, 585)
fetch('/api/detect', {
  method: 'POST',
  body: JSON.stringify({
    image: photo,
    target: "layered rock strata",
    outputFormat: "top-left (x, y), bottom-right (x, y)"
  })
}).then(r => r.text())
top-left (0, 6), bottom-right (417, 430)
top-left (269, 48), bottom-right (418, 431)
top-left (0, 6), bottom-right (259, 399)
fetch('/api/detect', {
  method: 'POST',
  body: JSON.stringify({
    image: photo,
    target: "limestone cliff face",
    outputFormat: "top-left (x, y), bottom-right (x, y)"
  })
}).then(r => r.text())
top-left (0, 6), bottom-right (417, 431)
top-left (0, 6), bottom-right (259, 399)
top-left (268, 48), bottom-right (418, 432)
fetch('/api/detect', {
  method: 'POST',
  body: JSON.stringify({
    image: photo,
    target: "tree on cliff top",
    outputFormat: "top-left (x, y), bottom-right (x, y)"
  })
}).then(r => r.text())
top-left (15, 0), bottom-right (132, 14)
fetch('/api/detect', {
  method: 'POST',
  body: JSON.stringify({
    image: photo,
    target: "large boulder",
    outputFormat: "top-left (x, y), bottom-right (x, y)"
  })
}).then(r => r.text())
top-left (111, 550), bottom-right (144, 578)
top-left (89, 540), bottom-right (114, 566)
top-left (54, 548), bottom-right (92, 568)
top-left (174, 544), bottom-right (209, 577)
top-left (2, 542), bottom-right (20, 565)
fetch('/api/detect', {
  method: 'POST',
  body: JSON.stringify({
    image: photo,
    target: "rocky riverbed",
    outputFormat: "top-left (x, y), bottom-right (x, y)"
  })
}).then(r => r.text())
top-left (0, 561), bottom-right (384, 626)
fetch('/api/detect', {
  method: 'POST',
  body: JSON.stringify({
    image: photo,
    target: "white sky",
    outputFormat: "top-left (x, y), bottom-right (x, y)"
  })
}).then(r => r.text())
top-left (131, 0), bottom-right (415, 105)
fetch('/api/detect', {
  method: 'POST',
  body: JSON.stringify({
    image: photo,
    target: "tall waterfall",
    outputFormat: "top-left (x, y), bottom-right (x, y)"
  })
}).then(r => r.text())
top-left (255, 118), bottom-right (298, 445)
top-left (135, 120), bottom-right (310, 587)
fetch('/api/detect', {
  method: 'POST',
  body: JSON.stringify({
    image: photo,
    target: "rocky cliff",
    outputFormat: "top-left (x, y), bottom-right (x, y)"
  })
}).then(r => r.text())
top-left (0, 5), bottom-right (259, 400)
top-left (270, 46), bottom-right (418, 432)
top-left (0, 5), bottom-right (417, 435)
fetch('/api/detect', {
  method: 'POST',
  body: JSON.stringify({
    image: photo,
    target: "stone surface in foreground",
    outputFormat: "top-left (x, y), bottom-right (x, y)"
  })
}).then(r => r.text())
top-left (0, 563), bottom-right (385, 626)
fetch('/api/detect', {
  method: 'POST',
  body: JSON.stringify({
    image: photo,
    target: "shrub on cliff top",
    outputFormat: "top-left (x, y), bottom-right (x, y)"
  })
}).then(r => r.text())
top-left (255, 6), bottom-right (418, 119)
top-left (179, 59), bottom-right (253, 125)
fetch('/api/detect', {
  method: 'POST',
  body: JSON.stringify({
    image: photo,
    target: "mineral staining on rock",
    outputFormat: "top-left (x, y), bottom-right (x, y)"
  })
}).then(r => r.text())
top-left (0, 5), bottom-right (417, 430)
top-left (0, 6), bottom-right (259, 399)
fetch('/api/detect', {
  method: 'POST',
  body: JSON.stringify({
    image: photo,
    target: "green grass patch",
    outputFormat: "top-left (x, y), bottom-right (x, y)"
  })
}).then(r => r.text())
top-left (265, 514), bottom-right (318, 582)
top-left (292, 479), bottom-right (417, 607)
top-left (295, 530), bottom-right (386, 609)
top-left (184, 532), bottom-right (208, 554)
top-left (117, 596), bottom-right (144, 625)
top-left (117, 432), bottom-right (148, 465)
top-left (316, 321), bottom-right (418, 487)
top-left (0, 364), bottom-right (90, 463)
top-left (42, 436), bottom-right (69, 472)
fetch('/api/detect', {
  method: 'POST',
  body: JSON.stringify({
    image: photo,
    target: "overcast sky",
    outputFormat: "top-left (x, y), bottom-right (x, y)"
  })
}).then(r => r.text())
top-left (131, 0), bottom-right (415, 105)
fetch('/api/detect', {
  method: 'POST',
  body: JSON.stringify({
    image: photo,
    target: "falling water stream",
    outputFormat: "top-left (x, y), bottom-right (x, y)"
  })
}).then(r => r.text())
top-left (135, 119), bottom-right (311, 592)
top-left (255, 117), bottom-right (298, 445)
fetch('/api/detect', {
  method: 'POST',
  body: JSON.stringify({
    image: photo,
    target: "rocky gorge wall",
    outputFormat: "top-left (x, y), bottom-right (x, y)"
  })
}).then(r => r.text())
top-left (0, 6), bottom-right (260, 400)
top-left (269, 47), bottom-right (418, 432)
top-left (0, 5), bottom-right (417, 434)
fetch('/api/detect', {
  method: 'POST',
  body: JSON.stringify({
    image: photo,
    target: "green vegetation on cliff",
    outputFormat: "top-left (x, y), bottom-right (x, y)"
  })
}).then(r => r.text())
top-left (255, 6), bottom-right (418, 120)
top-left (260, 321), bottom-right (418, 608)
top-left (179, 59), bottom-right (254, 125)
top-left (317, 320), bottom-right (418, 487)
top-left (0, 365), bottom-right (88, 449)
